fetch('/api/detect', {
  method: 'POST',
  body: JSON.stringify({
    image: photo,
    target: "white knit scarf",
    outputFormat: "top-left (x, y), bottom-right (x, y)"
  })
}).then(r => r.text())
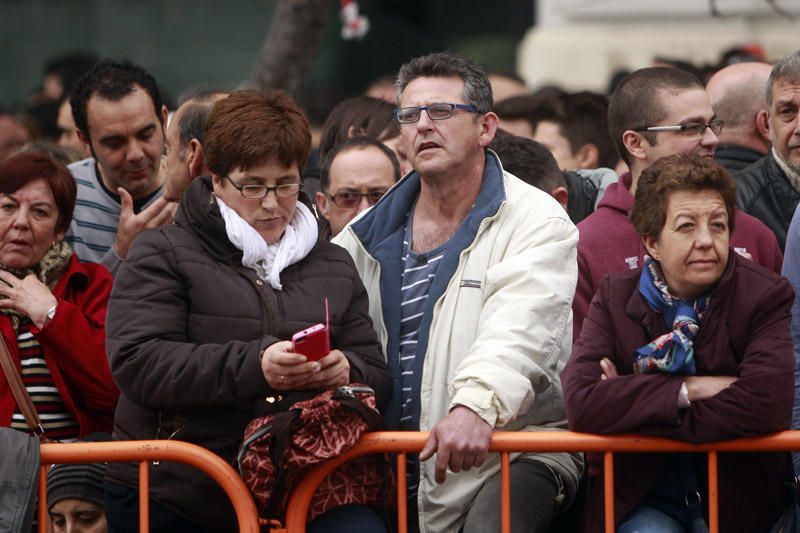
top-left (216, 197), bottom-right (318, 290)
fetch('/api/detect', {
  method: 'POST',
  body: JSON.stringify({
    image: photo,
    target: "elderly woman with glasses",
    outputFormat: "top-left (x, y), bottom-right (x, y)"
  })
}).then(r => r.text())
top-left (561, 154), bottom-right (794, 532)
top-left (105, 90), bottom-right (391, 533)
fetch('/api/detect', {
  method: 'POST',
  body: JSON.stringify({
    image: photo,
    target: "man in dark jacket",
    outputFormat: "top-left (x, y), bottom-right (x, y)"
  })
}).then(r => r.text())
top-left (706, 62), bottom-right (772, 172)
top-left (735, 49), bottom-right (800, 250)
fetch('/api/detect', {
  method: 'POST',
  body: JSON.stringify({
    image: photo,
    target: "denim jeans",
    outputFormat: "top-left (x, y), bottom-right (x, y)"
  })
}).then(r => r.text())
top-left (618, 505), bottom-right (687, 533)
top-left (307, 504), bottom-right (388, 533)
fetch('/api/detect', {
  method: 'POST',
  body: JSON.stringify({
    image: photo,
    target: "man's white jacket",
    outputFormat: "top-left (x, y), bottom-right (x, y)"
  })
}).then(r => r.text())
top-left (333, 152), bottom-right (583, 532)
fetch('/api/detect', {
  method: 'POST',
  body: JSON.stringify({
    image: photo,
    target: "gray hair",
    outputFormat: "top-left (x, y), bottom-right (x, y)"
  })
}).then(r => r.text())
top-left (176, 101), bottom-right (215, 148)
top-left (767, 49), bottom-right (800, 107)
top-left (396, 52), bottom-right (493, 114)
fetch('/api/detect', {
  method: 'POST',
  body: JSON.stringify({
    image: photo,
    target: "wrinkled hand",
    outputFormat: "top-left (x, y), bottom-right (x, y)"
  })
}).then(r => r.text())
top-left (685, 376), bottom-right (738, 401)
top-left (0, 271), bottom-right (57, 328)
top-left (114, 188), bottom-right (177, 259)
top-left (419, 406), bottom-right (492, 484)
top-left (301, 349), bottom-right (350, 390)
top-left (600, 357), bottom-right (618, 380)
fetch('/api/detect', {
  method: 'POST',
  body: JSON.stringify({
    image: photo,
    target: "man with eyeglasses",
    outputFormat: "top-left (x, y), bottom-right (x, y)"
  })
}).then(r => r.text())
top-left (316, 136), bottom-right (400, 238)
top-left (573, 67), bottom-right (783, 341)
top-left (334, 51), bottom-right (582, 533)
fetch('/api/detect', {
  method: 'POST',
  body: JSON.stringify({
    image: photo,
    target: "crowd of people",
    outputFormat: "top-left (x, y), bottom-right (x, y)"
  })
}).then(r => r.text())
top-left (0, 42), bottom-right (800, 533)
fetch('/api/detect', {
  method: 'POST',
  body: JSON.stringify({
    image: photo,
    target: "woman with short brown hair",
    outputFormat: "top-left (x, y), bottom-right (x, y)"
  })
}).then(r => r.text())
top-left (562, 154), bottom-right (794, 532)
top-left (106, 90), bottom-right (391, 532)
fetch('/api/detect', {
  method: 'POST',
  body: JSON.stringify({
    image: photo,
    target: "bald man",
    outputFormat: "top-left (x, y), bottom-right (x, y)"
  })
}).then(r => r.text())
top-left (706, 62), bottom-right (772, 172)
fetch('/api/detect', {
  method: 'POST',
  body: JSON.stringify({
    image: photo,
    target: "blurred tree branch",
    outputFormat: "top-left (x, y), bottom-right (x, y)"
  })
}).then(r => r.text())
top-left (250, 0), bottom-right (332, 107)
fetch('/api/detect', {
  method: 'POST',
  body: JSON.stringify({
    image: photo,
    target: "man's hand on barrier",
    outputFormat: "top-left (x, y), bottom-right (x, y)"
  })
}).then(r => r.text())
top-left (419, 405), bottom-right (492, 484)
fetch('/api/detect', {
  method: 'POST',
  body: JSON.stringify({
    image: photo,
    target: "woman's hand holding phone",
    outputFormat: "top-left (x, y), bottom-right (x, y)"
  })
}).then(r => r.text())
top-left (260, 341), bottom-right (349, 391)
top-left (302, 350), bottom-right (350, 390)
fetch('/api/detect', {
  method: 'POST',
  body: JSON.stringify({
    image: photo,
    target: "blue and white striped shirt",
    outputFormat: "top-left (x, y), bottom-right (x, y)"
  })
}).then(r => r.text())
top-left (399, 213), bottom-right (447, 494)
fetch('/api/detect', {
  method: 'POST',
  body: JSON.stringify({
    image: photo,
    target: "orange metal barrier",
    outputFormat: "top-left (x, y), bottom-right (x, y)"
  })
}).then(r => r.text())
top-left (281, 430), bottom-right (800, 533)
top-left (38, 440), bottom-right (260, 533)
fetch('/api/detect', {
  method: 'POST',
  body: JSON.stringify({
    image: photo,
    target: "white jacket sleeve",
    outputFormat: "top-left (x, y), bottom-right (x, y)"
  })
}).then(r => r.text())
top-left (448, 212), bottom-right (578, 428)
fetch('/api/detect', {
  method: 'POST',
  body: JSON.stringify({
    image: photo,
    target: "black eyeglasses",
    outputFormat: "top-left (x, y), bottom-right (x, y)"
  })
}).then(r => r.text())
top-left (326, 189), bottom-right (388, 208)
top-left (224, 176), bottom-right (302, 199)
top-left (633, 120), bottom-right (724, 138)
top-left (395, 103), bottom-right (479, 124)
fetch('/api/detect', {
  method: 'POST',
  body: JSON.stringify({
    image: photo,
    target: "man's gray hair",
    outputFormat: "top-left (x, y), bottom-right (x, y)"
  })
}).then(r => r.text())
top-left (767, 49), bottom-right (800, 107)
top-left (396, 52), bottom-right (493, 114)
top-left (176, 101), bottom-right (215, 148)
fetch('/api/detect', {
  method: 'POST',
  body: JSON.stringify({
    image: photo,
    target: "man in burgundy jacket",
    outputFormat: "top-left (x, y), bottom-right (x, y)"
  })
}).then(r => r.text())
top-left (574, 67), bottom-right (783, 341)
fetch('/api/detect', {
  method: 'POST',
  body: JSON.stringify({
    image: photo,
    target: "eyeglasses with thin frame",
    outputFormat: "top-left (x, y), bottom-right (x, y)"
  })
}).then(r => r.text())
top-left (633, 120), bottom-right (724, 138)
top-left (223, 175), bottom-right (302, 199)
top-left (395, 102), bottom-right (479, 124)
top-left (326, 189), bottom-right (388, 208)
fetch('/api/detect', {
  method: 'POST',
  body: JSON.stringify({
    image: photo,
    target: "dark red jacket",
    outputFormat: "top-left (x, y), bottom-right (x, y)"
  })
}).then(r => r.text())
top-left (0, 255), bottom-right (118, 436)
top-left (562, 252), bottom-right (794, 532)
top-left (574, 172), bottom-right (784, 341)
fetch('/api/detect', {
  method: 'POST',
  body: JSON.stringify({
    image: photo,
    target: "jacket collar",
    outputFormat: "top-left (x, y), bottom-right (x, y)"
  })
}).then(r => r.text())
top-left (176, 176), bottom-right (242, 264)
top-left (349, 149), bottom-right (507, 255)
top-left (714, 144), bottom-right (763, 166)
top-left (625, 249), bottom-right (738, 334)
top-left (52, 253), bottom-right (90, 294)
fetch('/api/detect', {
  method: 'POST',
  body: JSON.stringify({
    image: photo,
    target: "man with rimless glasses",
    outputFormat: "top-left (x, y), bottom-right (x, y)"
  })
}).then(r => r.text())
top-left (316, 136), bottom-right (400, 238)
top-left (334, 52), bottom-right (582, 533)
top-left (573, 67), bottom-right (783, 342)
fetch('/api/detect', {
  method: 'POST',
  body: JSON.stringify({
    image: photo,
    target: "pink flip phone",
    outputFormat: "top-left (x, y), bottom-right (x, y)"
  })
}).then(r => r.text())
top-left (291, 298), bottom-right (330, 361)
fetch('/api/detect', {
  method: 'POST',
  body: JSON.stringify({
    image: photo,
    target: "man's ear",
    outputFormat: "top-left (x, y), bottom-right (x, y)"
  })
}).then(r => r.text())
top-left (622, 130), bottom-right (649, 163)
top-left (756, 109), bottom-right (770, 146)
top-left (160, 105), bottom-right (169, 131)
top-left (550, 186), bottom-right (569, 210)
top-left (478, 112), bottom-right (499, 148)
top-left (575, 143), bottom-right (599, 169)
top-left (315, 191), bottom-right (330, 221)
top-left (76, 129), bottom-right (91, 151)
top-left (187, 139), bottom-right (205, 178)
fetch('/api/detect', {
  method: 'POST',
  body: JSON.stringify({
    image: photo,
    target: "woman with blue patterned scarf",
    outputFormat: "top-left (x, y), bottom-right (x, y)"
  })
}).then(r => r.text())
top-left (562, 154), bottom-right (795, 533)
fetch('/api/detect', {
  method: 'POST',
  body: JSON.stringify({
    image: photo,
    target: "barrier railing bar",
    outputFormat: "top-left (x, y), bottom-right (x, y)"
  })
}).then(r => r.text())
top-left (282, 431), bottom-right (800, 533)
top-left (38, 465), bottom-right (48, 532)
top-left (139, 461), bottom-right (150, 533)
top-left (39, 440), bottom-right (259, 532)
top-left (603, 452), bottom-right (614, 533)
top-left (397, 452), bottom-right (408, 533)
top-left (500, 452), bottom-right (511, 533)
top-left (708, 451), bottom-right (719, 533)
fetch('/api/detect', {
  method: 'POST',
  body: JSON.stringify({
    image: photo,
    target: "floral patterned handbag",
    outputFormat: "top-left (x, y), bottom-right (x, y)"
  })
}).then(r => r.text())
top-left (237, 384), bottom-right (393, 522)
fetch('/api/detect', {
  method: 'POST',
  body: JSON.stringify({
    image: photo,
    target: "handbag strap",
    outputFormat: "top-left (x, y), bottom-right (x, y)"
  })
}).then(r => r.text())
top-left (0, 331), bottom-right (46, 440)
top-left (264, 409), bottom-right (301, 519)
top-left (335, 394), bottom-right (385, 431)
